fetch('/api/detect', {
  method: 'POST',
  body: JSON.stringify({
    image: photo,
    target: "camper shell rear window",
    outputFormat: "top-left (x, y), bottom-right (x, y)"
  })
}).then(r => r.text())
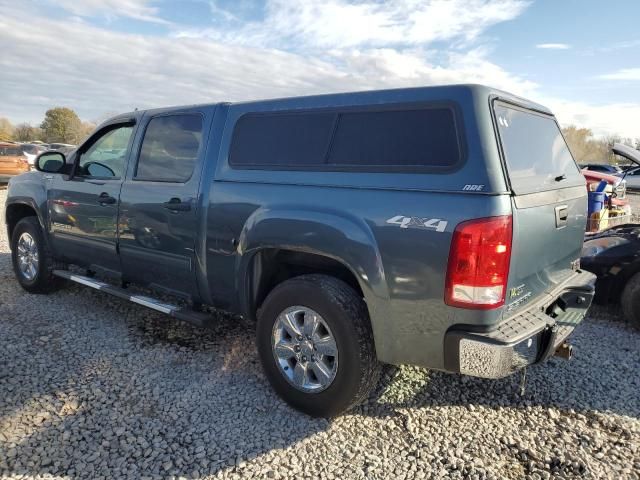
top-left (494, 101), bottom-right (582, 194)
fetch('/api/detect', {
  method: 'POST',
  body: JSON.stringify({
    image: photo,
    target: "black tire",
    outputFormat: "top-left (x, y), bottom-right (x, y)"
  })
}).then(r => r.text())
top-left (620, 272), bottom-right (640, 329)
top-left (10, 216), bottom-right (65, 294)
top-left (256, 274), bottom-right (381, 417)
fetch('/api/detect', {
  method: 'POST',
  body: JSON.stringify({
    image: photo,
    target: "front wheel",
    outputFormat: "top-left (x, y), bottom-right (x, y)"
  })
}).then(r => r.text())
top-left (256, 274), bottom-right (381, 417)
top-left (11, 217), bottom-right (65, 294)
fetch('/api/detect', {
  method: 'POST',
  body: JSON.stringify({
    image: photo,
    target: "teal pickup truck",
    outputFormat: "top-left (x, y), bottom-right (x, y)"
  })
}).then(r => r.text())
top-left (5, 85), bottom-right (595, 416)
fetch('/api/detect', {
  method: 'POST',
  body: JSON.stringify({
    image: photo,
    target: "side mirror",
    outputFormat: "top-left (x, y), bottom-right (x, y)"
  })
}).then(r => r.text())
top-left (35, 152), bottom-right (66, 173)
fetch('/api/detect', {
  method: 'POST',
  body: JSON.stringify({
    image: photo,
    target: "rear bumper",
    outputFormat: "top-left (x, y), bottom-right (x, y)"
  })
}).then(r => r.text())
top-left (443, 270), bottom-right (596, 379)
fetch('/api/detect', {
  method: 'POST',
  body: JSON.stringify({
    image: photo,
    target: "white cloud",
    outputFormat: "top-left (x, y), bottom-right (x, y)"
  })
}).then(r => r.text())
top-left (599, 68), bottom-right (640, 81)
top-left (548, 98), bottom-right (640, 139)
top-left (0, 0), bottom-right (638, 139)
top-left (535, 43), bottom-right (571, 50)
top-left (45, 0), bottom-right (168, 24)
top-left (0, 2), bottom-right (536, 124)
top-left (181, 0), bottom-right (530, 48)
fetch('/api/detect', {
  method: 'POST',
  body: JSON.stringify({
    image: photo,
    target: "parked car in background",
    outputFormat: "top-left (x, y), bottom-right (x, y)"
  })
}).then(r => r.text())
top-left (48, 142), bottom-right (76, 151)
top-left (618, 166), bottom-right (640, 189)
top-left (580, 163), bottom-right (624, 175)
top-left (582, 224), bottom-right (640, 329)
top-left (46, 143), bottom-right (77, 159)
top-left (612, 144), bottom-right (640, 190)
top-left (0, 142), bottom-right (30, 182)
top-left (20, 143), bottom-right (49, 167)
top-left (581, 145), bottom-right (640, 327)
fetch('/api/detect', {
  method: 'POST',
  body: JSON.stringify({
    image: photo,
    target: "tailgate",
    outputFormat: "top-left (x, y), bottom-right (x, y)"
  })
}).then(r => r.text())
top-left (494, 101), bottom-right (587, 314)
top-left (507, 187), bottom-right (586, 313)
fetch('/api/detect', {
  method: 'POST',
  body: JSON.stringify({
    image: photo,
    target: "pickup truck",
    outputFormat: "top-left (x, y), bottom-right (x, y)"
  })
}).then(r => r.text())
top-left (5, 85), bottom-right (595, 416)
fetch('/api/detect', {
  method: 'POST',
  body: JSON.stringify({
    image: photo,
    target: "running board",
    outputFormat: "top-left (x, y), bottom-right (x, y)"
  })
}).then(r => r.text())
top-left (52, 270), bottom-right (214, 328)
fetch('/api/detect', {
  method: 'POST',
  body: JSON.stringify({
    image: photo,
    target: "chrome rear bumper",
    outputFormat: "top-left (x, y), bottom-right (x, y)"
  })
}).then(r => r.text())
top-left (444, 270), bottom-right (596, 378)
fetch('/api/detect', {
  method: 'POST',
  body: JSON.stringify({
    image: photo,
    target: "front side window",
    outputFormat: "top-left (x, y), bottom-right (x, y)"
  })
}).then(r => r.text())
top-left (494, 103), bottom-right (582, 193)
top-left (135, 114), bottom-right (203, 182)
top-left (78, 125), bottom-right (133, 178)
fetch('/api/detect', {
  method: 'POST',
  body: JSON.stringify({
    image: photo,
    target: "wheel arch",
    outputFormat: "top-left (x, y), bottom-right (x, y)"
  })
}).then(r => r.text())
top-left (244, 248), bottom-right (365, 317)
top-left (235, 207), bottom-right (391, 348)
top-left (5, 201), bottom-right (44, 243)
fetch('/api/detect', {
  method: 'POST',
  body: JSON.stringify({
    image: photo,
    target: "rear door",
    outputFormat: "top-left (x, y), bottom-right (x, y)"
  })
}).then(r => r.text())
top-left (493, 101), bottom-right (587, 314)
top-left (118, 111), bottom-right (205, 299)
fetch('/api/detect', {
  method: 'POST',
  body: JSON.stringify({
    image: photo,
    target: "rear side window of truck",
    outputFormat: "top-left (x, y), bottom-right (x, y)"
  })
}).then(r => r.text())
top-left (135, 114), bottom-right (203, 183)
top-left (229, 105), bottom-right (463, 171)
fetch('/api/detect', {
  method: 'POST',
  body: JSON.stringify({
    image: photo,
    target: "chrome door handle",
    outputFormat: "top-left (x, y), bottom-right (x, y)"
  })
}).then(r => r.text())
top-left (98, 192), bottom-right (116, 205)
top-left (163, 198), bottom-right (191, 212)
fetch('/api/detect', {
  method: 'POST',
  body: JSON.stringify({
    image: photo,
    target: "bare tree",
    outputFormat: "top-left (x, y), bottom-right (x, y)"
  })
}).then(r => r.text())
top-left (562, 126), bottom-right (608, 164)
top-left (0, 117), bottom-right (14, 142)
top-left (13, 123), bottom-right (42, 142)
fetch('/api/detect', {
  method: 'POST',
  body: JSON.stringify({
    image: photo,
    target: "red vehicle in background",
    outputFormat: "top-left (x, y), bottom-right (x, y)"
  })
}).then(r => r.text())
top-left (0, 142), bottom-right (30, 182)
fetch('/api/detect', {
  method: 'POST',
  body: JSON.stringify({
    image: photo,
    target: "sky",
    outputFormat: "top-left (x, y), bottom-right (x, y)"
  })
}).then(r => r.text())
top-left (1, 0), bottom-right (639, 138)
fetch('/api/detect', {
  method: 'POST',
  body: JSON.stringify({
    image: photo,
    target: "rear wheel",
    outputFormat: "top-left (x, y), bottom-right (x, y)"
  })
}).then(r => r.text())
top-left (11, 217), bottom-right (65, 293)
top-left (620, 272), bottom-right (640, 329)
top-left (256, 274), bottom-right (381, 417)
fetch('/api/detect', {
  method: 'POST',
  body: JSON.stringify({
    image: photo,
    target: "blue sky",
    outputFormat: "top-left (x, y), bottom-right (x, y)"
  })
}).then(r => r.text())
top-left (1, 0), bottom-right (639, 138)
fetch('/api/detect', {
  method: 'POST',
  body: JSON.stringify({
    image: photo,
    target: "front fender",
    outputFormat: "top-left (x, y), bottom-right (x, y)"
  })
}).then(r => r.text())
top-left (5, 174), bottom-right (49, 235)
top-left (237, 206), bottom-right (391, 344)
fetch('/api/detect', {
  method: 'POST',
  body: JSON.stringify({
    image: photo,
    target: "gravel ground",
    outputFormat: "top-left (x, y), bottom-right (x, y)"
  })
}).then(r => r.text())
top-left (0, 188), bottom-right (639, 480)
top-left (626, 193), bottom-right (640, 223)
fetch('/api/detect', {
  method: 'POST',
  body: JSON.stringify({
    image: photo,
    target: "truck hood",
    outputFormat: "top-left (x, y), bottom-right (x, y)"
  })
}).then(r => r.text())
top-left (613, 143), bottom-right (640, 166)
top-left (581, 224), bottom-right (640, 261)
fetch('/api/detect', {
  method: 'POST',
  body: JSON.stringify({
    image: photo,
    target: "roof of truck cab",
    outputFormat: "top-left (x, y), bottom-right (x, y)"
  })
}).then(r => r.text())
top-left (111, 84), bottom-right (552, 123)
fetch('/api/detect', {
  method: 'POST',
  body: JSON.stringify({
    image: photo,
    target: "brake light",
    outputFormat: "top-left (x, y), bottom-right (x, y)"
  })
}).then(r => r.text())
top-left (445, 215), bottom-right (512, 309)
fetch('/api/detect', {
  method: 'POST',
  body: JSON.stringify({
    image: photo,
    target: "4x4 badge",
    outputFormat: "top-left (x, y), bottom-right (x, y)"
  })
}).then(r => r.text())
top-left (386, 215), bottom-right (448, 232)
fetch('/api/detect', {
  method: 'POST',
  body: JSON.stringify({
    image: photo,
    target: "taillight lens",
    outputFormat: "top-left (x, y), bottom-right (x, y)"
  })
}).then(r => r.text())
top-left (445, 215), bottom-right (512, 309)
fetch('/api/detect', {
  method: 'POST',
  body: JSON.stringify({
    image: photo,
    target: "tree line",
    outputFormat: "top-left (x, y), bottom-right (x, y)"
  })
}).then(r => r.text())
top-left (562, 126), bottom-right (640, 165)
top-left (0, 108), bottom-right (95, 145)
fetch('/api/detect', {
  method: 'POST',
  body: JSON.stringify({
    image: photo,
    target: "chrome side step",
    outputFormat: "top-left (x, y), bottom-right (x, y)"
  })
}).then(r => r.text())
top-left (52, 270), bottom-right (214, 328)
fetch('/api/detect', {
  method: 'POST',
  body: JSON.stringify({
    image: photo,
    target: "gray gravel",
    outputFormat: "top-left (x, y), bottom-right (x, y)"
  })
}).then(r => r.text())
top-left (0, 187), bottom-right (639, 480)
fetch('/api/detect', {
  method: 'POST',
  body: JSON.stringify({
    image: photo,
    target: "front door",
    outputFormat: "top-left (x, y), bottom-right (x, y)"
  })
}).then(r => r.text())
top-left (48, 123), bottom-right (135, 275)
top-left (118, 112), bottom-right (205, 299)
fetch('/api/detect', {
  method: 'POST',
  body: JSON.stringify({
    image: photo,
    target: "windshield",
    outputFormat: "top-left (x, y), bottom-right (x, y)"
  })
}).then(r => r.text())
top-left (494, 102), bottom-right (582, 194)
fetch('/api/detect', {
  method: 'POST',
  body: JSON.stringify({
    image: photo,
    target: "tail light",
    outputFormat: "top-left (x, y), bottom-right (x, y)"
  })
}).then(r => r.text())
top-left (445, 215), bottom-right (512, 309)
